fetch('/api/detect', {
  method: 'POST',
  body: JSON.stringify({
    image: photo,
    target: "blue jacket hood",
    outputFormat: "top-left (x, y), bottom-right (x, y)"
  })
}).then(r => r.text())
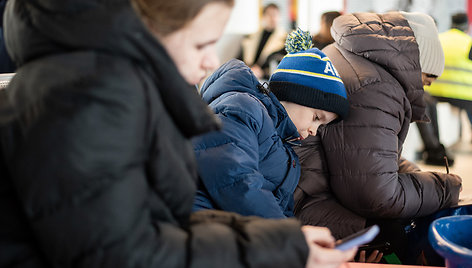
top-left (201, 59), bottom-right (264, 104)
top-left (201, 59), bottom-right (297, 136)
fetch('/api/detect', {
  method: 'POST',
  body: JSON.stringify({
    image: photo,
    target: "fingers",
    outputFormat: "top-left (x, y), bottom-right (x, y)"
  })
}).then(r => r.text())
top-left (302, 226), bottom-right (356, 268)
top-left (366, 250), bottom-right (379, 263)
top-left (344, 247), bottom-right (358, 263)
top-left (306, 244), bottom-right (357, 268)
top-left (373, 251), bottom-right (383, 263)
top-left (358, 250), bottom-right (366, 262)
top-left (301, 226), bottom-right (335, 248)
top-left (358, 250), bottom-right (384, 263)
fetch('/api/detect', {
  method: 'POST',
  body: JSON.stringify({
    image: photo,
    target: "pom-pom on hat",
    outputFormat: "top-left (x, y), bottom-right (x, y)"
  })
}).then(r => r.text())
top-left (400, 11), bottom-right (445, 77)
top-left (269, 28), bottom-right (349, 119)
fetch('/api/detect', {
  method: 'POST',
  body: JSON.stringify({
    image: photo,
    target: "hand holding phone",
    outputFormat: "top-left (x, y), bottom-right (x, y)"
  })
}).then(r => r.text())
top-left (335, 225), bottom-right (380, 251)
top-left (356, 242), bottom-right (390, 263)
top-left (301, 226), bottom-right (357, 268)
top-left (358, 242), bottom-right (390, 252)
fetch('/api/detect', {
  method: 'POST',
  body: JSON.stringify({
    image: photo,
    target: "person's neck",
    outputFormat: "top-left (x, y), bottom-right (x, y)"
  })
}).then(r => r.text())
top-left (264, 26), bottom-right (275, 32)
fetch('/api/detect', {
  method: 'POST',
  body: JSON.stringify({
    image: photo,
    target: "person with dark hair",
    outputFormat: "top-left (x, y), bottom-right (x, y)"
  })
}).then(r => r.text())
top-left (417, 12), bottom-right (472, 166)
top-left (0, 0), bottom-right (356, 267)
top-left (312, 11), bottom-right (342, 50)
top-left (240, 3), bottom-right (287, 80)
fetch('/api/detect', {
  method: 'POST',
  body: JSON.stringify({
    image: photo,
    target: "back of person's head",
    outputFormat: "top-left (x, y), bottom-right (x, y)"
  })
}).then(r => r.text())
top-left (400, 11), bottom-right (444, 77)
top-left (131, 0), bottom-right (235, 37)
top-left (321, 11), bottom-right (342, 30)
top-left (451, 12), bottom-right (469, 32)
top-left (269, 29), bottom-right (349, 119)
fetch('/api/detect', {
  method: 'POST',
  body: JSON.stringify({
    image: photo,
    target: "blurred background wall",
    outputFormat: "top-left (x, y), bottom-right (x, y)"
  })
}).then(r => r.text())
top-left (218, 0), bottom-right (469, 63)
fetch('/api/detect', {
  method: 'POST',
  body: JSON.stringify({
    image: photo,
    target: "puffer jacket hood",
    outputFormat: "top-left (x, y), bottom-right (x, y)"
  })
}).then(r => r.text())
top-left (201, 59), bottom-right (268, 109)
top-left (330, 12), bottom-right (427, 122)
top-left (2, 0), bottom-right (219, 138)
top-left (5, 0), bottom-right (142, 67)
top-left (201, 59), bottom-right (296, 135)
top-left (201, 59), bottom-right (261, 103)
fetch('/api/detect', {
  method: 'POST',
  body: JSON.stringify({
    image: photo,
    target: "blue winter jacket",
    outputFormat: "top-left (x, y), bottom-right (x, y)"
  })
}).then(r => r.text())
top-left (193, 59), bottom-right (301, 218)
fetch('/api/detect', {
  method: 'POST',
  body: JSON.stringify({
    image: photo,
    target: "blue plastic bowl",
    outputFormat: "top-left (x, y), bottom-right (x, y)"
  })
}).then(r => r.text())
top-left (429, 215), bottom-right (472, 268)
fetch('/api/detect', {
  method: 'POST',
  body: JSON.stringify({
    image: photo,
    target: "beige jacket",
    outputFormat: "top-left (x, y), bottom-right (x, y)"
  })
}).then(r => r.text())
top-left (241, 27), bottom-right (286, 66)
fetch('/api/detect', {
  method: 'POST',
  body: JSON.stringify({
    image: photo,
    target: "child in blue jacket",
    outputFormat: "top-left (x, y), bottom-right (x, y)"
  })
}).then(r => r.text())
top-left (192, 29), bottom-right (349, 218)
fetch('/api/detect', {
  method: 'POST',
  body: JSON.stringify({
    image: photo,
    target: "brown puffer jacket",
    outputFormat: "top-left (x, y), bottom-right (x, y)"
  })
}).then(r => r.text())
top-left (293, 12), bottom-right (462, 239)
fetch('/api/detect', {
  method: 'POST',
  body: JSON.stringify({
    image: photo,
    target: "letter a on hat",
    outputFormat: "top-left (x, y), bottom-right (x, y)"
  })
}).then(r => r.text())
top-left (324, 62), bottom-right (338, 76)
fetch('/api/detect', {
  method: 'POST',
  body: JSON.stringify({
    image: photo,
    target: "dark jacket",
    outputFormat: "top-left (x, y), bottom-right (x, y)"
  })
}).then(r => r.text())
top-left (294, 12), bottom-right (462, 239)
top-left (0, 0), bottom-right (308, 267)
top-left (193, 59), bottom-right (301, 219)
top-left (0, 0), bottom-right (15, 73)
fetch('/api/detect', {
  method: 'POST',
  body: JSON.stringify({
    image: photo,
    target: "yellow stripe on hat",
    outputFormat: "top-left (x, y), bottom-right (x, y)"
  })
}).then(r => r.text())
top-left (283, 53), bottom-right (330, 61)
top-left (273, 68), bottom-right (343, 83)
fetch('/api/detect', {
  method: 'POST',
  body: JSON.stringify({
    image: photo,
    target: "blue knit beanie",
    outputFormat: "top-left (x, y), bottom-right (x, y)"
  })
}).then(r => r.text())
top-left (269, 28), bottom-right (349, 119)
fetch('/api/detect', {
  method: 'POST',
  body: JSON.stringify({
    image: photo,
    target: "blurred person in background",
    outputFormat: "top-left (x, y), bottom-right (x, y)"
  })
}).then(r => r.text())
top-left (417, 12), bottom-right (472, 166)
top-left (239, 3), bottom-right (287, 80)
top-left (311, 11), bottom-right (342, 50)
top-left (0, 0), bottom-right (355, 267)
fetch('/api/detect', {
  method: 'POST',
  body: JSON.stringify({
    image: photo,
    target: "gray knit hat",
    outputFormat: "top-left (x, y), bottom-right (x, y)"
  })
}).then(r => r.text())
top-left (400, 11), bottom-right (445, 77)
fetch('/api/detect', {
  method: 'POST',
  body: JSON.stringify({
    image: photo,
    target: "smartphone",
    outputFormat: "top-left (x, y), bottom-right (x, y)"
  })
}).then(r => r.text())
top-left (335, 225), bottom-right (380, 251)
top-left (358, 242), bottom-right (390, 252)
